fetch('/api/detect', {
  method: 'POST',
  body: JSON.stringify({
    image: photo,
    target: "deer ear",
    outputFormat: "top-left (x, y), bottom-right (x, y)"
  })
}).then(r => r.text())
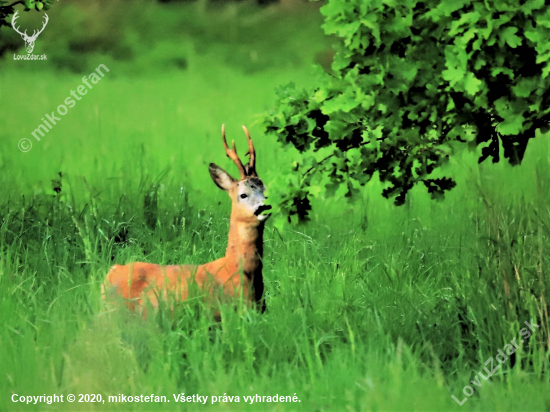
top-left (209, 163), bottom-right (236, 191)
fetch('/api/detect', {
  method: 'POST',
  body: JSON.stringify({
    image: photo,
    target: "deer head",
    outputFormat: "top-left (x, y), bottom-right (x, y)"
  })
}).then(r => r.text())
top-left (12, 11), bottom-right (49, 54)
top-left (209, 125), bottom-right (272, 223)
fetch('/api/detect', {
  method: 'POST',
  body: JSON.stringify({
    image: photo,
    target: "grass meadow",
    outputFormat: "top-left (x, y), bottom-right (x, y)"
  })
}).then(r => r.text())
top-left (1, 1), bottom-right (549, 411)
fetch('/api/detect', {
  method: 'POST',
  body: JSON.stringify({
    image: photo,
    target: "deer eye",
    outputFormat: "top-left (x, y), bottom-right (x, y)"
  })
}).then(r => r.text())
top-left (240, 194), bottom-right (248, 199)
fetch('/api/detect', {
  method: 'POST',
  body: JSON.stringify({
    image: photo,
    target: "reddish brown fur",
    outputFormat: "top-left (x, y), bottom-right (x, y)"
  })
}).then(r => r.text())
top-left (103, 126), bottom-right (267, 315)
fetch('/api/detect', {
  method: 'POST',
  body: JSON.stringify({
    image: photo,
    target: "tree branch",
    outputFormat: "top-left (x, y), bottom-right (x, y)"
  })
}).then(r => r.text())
top-left (0, 1), bottom-right (24, 11)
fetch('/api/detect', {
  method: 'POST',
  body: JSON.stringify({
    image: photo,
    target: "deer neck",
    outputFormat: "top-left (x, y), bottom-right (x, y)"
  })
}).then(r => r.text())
top-left (225, 213), bottom-right (264, 276)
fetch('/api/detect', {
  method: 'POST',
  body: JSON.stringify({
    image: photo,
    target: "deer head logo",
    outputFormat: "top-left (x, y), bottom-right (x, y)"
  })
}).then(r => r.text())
top-left (11, 11), bottom-right (49, 54)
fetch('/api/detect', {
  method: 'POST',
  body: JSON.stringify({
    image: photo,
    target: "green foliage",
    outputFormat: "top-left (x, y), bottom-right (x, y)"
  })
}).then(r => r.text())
top-left (264, 0), bottom-right (550, 221)
top-left (1, 19), bottom-right (550, 408)
top-left (0, 0), bottom-right (54, 28)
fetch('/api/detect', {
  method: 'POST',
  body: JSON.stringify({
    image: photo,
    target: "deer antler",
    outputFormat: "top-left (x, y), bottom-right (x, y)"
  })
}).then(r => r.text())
top-left (11, 11), bottom-right (28, 38)
top-left (29, 13), bottom-right (48, 40)
top-left (11, 11), bottom-right (48, 41)
top-left (242, 126), bottom-right (257, 177)
top-left (222, 124), bottom-right (246, 179)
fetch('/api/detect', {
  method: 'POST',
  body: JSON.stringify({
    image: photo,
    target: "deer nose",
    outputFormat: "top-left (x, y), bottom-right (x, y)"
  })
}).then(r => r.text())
top-left (254, 205), bottom-right (272, 216)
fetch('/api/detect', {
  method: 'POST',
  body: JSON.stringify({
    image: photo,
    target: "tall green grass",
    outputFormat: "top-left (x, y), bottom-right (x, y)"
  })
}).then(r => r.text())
top-left (1, 3), bottom-right (549, 411)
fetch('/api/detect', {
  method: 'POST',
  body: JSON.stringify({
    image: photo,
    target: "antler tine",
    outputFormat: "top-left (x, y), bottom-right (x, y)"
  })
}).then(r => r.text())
top-left (242, 125), bottom-right (256, 176)
top-left (221, 124), bottom-right (245, 179)
top-left (36, 13), bottom-right (48, 37)
top-left (11, 11), bottom-right (25, 37)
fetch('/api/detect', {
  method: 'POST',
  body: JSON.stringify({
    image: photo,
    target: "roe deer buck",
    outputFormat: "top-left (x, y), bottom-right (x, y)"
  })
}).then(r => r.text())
top-left (103, 125), bottom-right (271, 315)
